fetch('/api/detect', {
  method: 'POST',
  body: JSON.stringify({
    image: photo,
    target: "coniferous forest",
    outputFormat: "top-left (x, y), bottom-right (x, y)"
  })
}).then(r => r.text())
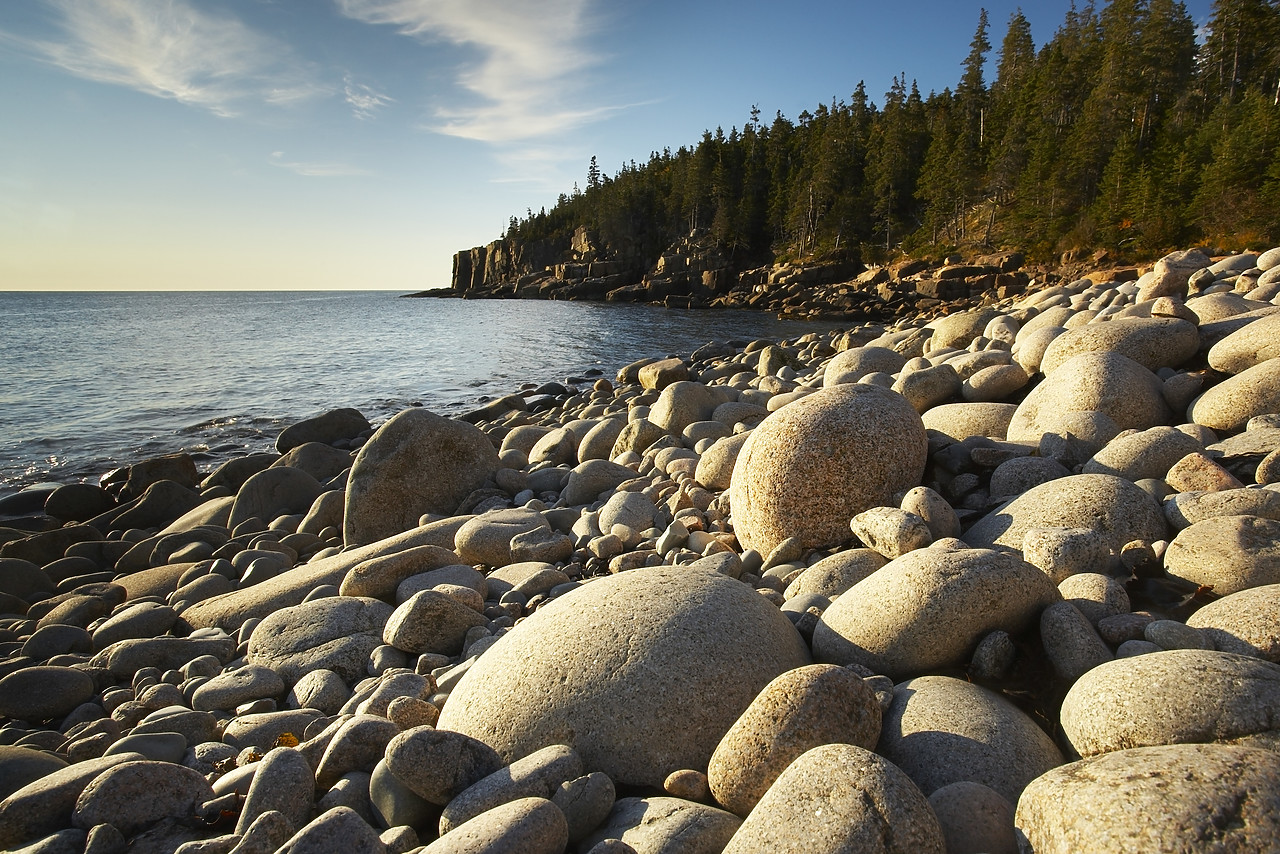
top-left (504, 0), bottom-right (1280, 268)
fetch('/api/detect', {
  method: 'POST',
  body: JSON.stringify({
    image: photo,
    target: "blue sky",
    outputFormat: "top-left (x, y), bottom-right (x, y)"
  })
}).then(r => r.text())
top-left (0, 0), bottom-right (1214, 291)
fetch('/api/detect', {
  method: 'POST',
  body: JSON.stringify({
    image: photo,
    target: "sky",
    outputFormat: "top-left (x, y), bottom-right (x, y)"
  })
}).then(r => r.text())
top-left (0, 0), bottom-right (1216, 291)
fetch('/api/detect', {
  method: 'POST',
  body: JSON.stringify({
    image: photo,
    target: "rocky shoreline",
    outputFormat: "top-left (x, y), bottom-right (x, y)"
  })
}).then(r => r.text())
top-left (3, 245), bottom-right (1280, 853)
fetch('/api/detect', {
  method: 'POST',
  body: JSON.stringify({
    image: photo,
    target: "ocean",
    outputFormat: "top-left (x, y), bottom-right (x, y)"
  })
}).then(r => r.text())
top-left (0, 291), bottom-right (849, 499)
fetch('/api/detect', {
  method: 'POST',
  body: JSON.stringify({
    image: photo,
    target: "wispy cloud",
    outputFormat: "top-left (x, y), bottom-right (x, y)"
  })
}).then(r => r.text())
top-left (335, 0), bottom-right (611, 142)
top-left (344, 73), bottom-right (394, 119)
top-left (5, 0), bottom-right (324, 117)
top-left (269, 151), bottom-right (371, 177)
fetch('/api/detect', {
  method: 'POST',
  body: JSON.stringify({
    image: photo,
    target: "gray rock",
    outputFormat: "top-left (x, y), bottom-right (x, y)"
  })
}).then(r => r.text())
top-left (707, 663), bottom-right (881, 817)
top-left (72, 760), bottom-right (214, 836)
top-left (0, 557), bottom-right (55, 600)
top-left (1207, 311), bottom-right (1280, 374)
top-left (103, 732), bottom-right (186, 763)
top-left (237, 746), bottom-right (315, 834)
top-left (437, 567), bottom-right (811, 789)
top-left (848, 507), bottom-right (932, 559)
top-left (315, 715), bottom-right (400, 790)
top-left (133, 708), bottom-right (218, 746)
top-left (1163, 514), bottom-right (1280, 595)
top-left (927, 781), bottom-right (1016, 854)
top-left (344, 408), bottom-right (497, 547)
top-left (221, 709), bottom-right (323, 751)
top-left (92, 635), bottom-right (238, 678)
top-left (382, 589), bottom-right (487, 657)
top-left (277, 408), bottom-right (370, 454)
top-left (876, 675), bottom-right (1064, 804)
top-left (560, 459), bottom-right (637, 506)
top-left (729, 384), bottom-right (928, 555)
top-left (273, 443), bottom-right (354, 484)
top-left (1015, 743), bottom-right (1280, 853)
top-left (1060, 649), bottom-right (1280, 756)
top-left (719, 744), bottom-right (942, 854)
top-left (0, 666), bottom-right (94, 722)
top-left (813, 548), bottom-right (1059, 681)
top-left (1186, 583), bottom-right (1280, 662)
top-left (1040, 601), bottom-right (1113, 682)
top-left (315, 771), bottom-right (376, 827)
top-left (1005, 352), bottom-right (1171, 443)
top-left (1020, 527), bottom-right (1112, 585)
top-left (440, 743), bottom-right (583, 834)
top-left (1144, 618), bottom-right (1211, 650)
top-left (339, 545), bottom-right (465, 601)
top-left (583, 797), bottom-right (740, 854)
top-left (0, 753), bottom-right (146, 849)
top-left (384, 726), bottom-right (503, 806)
top-left (963, 474), bottom-right (1167, 555)
top-left (423, 797), bottom-right (566, 854)
top-left (822, 345), bottom-right (907, 386)
top-left (228, 467), bottom-right (325, 532)
top-left (552, 773), bottom-right (615, 844)
top-left (1082, 425), bottom-right (1204, 482)
top-left (92, 602), bottom-right (180, 650)
top-left (275, 806), bottom-right (386, 854)
top-left (192, 665), bottom-right (285, 712)
top-left (898, 486), bottom-right (960, 541)
top-left (369, 757), bottom-right (434, 830)
top-left (246, 596), bottom-right (393, 684)
top-left (285, 669), bottom-right (350, 715)
top-left (0, 747), bottom-right (68, 802)
top-left (454, 509), bottom-right (547, 568)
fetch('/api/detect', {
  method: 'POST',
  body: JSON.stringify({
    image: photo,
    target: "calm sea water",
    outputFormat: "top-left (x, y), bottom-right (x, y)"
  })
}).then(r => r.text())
top-left (0, 291), bottom-right (848, 499)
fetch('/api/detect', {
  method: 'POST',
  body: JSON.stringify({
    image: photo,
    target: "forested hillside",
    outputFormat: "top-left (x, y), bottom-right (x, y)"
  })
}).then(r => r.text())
top-left (505, 0), bottom-right (1279, 268)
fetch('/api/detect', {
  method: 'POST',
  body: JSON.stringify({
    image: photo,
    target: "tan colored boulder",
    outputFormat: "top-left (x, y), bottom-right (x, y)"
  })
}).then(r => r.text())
top-left (707, 664), bottom-right (882, 817)
top-left (1207, 310), bottom-right (1280, 374)
top-left (1189, 357), bottom-right (1280, 432)
top-left (436, 567), bottom-right (811, 789)
top-left (1006, 352), bottom-right (1171, 443)
top-left (1059, 649), bottom-right (1280, 757)
top-left (1163, 513), bottom-right (1280, 595)
top-left (1016, 743), bottom-right (1280, 853)
top-left (720, 743), bottom-right (945, 854)
top-left (729, 384), bottom-right (927, 555)
top-left (919, 402), bottom-right (1018, 441)
top-left (1040, 316), bottom-right (1199, 375)
top-left (343, 408), bottom-right (497, 547)
top-left (812, 548), bottom-right (1059, 680)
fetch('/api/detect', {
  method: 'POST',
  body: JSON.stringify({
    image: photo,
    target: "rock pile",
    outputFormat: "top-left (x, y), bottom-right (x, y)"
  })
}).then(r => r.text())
top-left (3, 245), bottom-right (1280, 853)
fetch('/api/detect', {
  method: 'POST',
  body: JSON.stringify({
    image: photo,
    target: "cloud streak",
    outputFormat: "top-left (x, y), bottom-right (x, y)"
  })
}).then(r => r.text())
top-left (335, 0), bottom-right (610, 142)
top-left (269, 151), bottom-right (371, 177)
top-left (7, 0), bottom-right (323, 117)
top-left (344, 74), bottom-right (394, 119)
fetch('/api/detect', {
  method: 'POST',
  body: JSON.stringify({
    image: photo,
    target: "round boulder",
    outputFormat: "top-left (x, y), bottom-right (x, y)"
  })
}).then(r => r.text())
top-left (963, 474), bottom-right (1167, 555)
top-left (1005, 352), bottom-right (1171, 443)
top-left (876, 675), bottom-right (1063, 804)
top-left (729, 384), bottom-right (927, 555)
top-left (719, 743), bottom-right (945, 854)
top-left (812, 548), bottom-right (1060, 681)
top-left (1189, 357), bottom-right (1280, 432)
top-left (436, 566), bottom-right (811, 789)
top-left (1185, 583), bottom-right (1280, 662)
top-left (343, 408), bottom-right (497, 547)
top-left (246, 596), bottom-right (393, 685)
top-left (1059, 649), bottom-right (1280, 757)
top-left (1039, 316), bottom-right (1199, 375)
top-left (1015, 743), bottom-right (1280, 853)
top-left (1163, 514), bottom-right (1280, 595)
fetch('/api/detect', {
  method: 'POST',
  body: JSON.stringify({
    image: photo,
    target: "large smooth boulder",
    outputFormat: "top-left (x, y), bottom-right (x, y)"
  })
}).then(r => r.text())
top-left (1059, 649), bottom-right (1280, 757)
top-left (1015, 744), bottom-right (1280, 853)
top-left (1189, 358), bottom-right (1280, 432)
top-left (277, 408), bottom-right (370, 453)
top-left (729, 384), bottom-right (927, 555)
top-left (877, 676), bottom-right (1063, 805)
top-left (648, 381), bottom-right (726, 434)
top-left (812, 548), bottom-right (1059, 681)
top-left (720, 743), bottom-right (945, 854)
top-left (1207, 311), bottom-right (1280, 374)
top-left (344, 408), bottom-right (497, 547)
top-left (246, 596), bottom-right (393, 685)
top-left (919, 402), bottom-right (1018, 441)
top-left (228, 467), bottom-right (325, 531)
top-left (1040, 317), bottom-right (1199, 375)
top-left (436, 566), bottom-right (811, 789)
top-left (1185, 583), bottom-right (1280, 662)
top-left (1163, 514), bottom-right (1280, 595)
top-left (1006, 352), bottom-right (1171, 443)
top-left (963, 474), bottom-right (1167, 555)
top-left (822, 346), bottom-right (907, 387)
